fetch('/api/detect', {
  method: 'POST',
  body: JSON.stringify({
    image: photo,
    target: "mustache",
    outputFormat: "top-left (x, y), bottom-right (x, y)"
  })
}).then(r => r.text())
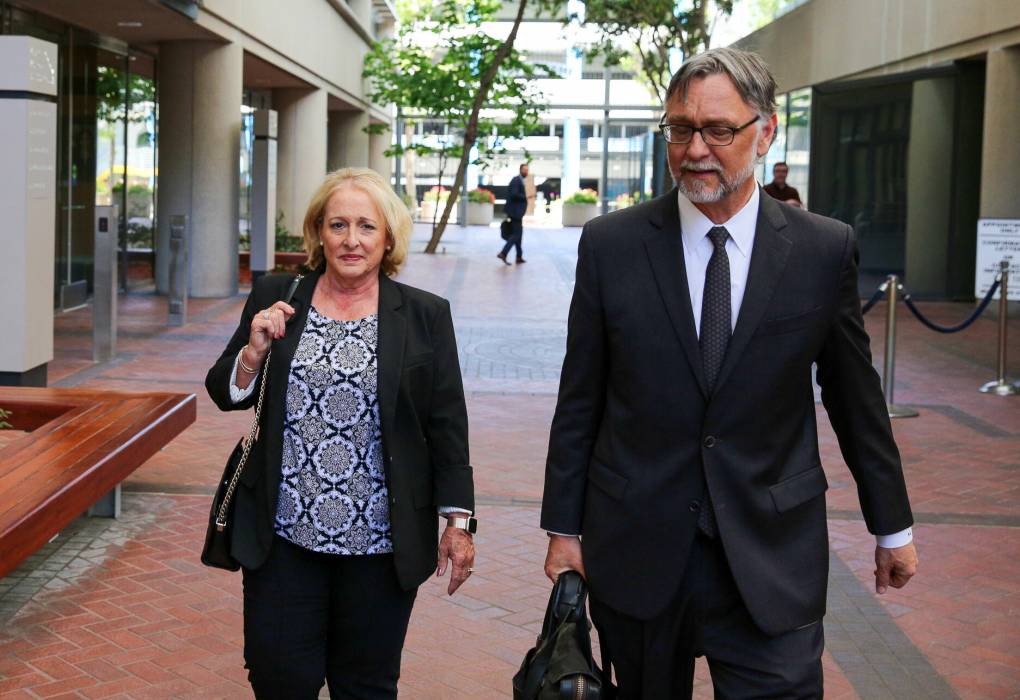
top-left (679, 160), bottom-right (724, 174)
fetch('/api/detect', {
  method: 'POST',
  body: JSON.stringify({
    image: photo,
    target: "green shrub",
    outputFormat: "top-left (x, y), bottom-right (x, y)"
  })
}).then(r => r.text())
top-left (467, 188), bottom-right (495, 204)
top-left (422, 186), bottom-right (449, 202)
top-left (0, 408), bottom-right (12, 430)
top-left (564, 189), bottom-right (598, 205)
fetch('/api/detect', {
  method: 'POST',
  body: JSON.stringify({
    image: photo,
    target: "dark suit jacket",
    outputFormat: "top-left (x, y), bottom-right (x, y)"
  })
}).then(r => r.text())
top-left (540, 189), bottom-right (913, 636)
top-left (206, 270), bottom-right (474, 590)
top-left (505, 175), bottom-right (527, 220)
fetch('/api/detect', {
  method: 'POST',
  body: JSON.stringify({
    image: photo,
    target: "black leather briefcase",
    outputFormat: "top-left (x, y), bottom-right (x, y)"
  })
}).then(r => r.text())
top-left (512, 571), bottom-right (614, 700)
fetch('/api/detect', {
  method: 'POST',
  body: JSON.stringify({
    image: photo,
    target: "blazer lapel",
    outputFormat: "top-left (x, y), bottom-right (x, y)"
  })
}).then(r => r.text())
top-left (713, 191), bottom-right (792, 392)
top-left (643, 190), bottom-right (709, 398)
top-left (376, 274), bottom-right (406, 435)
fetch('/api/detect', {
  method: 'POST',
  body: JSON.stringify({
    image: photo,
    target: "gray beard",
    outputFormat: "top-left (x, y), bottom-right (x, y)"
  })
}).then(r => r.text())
top-left (676, 157), bottom-right (757, 204)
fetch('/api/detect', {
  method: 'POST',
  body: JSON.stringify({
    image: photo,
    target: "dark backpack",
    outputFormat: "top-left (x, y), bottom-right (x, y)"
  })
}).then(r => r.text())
top-left (512, 571), bottom-right (614, 700)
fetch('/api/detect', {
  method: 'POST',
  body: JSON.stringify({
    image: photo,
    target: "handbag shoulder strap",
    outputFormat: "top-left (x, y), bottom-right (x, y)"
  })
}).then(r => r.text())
top-left (214, 274), bottom-right (303, 528)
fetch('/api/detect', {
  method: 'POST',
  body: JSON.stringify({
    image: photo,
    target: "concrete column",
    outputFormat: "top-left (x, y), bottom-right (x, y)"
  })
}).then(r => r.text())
top-left (904, 77), bottom-right (954, 297)
top-left (369, 127), bottom-right (391, 180)
top-left (980, 46), bottom-right (1020, 219)
top-left (327, 110), bottom-right (370, 170)
top-left (562, 117), bottom-right (581, 197)
top-left (156, 40), bottom-right (242, 297)
top-left (275, 88), bottom-right (328, 238)
top-left (0, 36), bottom-right (57, 386)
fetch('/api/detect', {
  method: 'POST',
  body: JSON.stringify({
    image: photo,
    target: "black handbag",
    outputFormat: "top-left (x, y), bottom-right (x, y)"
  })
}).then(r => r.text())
top-left (500, 218), bottom-right (513, 241)
top-left (513, 571), bottom-right (614, 700)
top-left (201, 275), bottom-right (302, 571)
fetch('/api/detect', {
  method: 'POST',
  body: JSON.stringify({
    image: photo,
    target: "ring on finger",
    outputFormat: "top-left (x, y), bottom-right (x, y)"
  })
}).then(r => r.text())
top-left (467, 568), bottom-right (475, 573)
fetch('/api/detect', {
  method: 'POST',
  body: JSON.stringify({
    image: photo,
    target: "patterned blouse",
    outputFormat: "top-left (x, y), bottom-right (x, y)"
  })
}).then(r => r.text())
top-left (273, 307), bottom-right (393, 555)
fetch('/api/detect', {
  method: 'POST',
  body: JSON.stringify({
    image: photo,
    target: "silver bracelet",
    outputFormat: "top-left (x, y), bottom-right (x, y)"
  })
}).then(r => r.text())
top-left (237, 346), bottom-right (259, 375)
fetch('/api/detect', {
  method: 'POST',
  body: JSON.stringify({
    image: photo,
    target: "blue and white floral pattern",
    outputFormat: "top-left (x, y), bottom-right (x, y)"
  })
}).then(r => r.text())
top-left (274, 308), bottom-right (393, 554)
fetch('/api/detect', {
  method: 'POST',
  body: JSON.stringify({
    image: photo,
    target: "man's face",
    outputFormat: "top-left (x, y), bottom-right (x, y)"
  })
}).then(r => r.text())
top-left (663, 74), bottom-right (776, 204)
top-left (773, 164), bottom-right (788, 186)
top-left (520, 165), bottom-right (529, 178)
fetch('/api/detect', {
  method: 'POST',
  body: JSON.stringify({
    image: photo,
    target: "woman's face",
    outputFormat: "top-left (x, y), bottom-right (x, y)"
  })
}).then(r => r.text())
top-left (319, 185), bottom-right (389, 285)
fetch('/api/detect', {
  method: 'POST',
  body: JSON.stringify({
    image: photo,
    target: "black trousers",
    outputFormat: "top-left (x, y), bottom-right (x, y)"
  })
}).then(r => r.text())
top-left (499, 218), bottom-right (524, 259)
top-left (242, 536), bottom-right (417, 700)
top-left (589, 533), bottom-right (823, 699)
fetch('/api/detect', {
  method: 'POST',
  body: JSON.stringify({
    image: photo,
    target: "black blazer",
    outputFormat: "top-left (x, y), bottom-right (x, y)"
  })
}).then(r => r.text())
top-left (541, 189), bottom-right (913, 636)
top-left (505, 175), bottom-right (527, 220)
top-left (206, 271), bottom-right (474, 590)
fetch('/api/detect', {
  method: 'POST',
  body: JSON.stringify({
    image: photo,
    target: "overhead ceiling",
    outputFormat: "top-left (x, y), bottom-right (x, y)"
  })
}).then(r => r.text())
top-left (12, 0), bottom-right (219, 45)
top-left (243, 52), bottom-right (311, 90)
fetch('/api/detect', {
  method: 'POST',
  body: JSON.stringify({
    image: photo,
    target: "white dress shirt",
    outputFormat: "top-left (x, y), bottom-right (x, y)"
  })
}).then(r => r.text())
top-left (676, 187), bottom-right (911, 549)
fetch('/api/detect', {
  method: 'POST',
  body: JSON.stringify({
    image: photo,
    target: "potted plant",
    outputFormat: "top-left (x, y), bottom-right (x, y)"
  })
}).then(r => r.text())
top-left (419, 186), bottom-right (449, 222)
top-left (466, 188), bottom-right (495, 225)
top-left (562, 189), bottom-right (600, 227)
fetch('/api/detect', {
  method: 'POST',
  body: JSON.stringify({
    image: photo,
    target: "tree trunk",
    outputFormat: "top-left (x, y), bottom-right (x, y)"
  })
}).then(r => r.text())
top-left (424, 0), bottom-right (529, 253)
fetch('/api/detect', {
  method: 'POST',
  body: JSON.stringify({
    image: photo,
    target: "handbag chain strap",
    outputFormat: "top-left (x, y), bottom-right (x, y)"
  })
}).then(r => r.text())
top-left (214, 349), bottom-right (270, 531)
top-left (214, 274), bottom-right (303, 531)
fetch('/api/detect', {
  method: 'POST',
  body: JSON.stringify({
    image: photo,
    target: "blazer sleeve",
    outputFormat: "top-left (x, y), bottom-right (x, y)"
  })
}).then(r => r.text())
top-left (815, 225), bottom-right (913, 536)
top-left (426, 299), bottom-right (475, 512)
top-left (205, 283), bottom-right (266, 412)
top-left (540, 227), bottom-right (608, 535)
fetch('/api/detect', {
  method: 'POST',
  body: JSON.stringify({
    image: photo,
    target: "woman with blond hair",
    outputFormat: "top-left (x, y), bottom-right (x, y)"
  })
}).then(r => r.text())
top-left (206, 168), bottom-right (476, 699)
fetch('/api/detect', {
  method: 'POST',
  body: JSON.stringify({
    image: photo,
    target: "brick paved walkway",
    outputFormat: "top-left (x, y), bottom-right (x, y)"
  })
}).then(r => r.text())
top-left (1, 221), bottom-right (1018, 699)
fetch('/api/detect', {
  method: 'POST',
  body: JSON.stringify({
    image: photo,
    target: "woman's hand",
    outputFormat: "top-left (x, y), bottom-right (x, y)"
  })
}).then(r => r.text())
top-left (246, 302), bottom-right (296, 364)
top-left (437, 527), bottom-right (475, 596)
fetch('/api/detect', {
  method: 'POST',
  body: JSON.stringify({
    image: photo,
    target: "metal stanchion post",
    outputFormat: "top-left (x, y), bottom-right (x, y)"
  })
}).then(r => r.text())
top-left (979, 260), bottom-right (1018, 396)
top-left (882, 274), bottom-right (919, 418)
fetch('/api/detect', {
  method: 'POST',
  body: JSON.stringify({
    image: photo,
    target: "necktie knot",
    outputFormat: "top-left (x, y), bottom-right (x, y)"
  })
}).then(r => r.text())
top-left (708, 226), bottom-right (729, 251)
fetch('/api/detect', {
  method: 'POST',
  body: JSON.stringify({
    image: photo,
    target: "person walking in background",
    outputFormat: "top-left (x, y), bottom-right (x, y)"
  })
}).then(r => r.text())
top-left (206, 168), bottom-right (477, 699)
top-left (498, 162), bottom-right (529, 265)
top-left (764, 161), bottom-right (803, 208)
top-left (541, 48), bottom-right (917, 698)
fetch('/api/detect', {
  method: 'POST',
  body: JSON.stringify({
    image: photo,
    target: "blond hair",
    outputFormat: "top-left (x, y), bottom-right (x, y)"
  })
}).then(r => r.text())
top-left (301, 168), bottom-right (412, 277)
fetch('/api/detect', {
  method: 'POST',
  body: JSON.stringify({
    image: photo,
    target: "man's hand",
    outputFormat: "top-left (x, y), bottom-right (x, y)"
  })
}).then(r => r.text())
top-left (874, 542), bottom-right (918, 594)
top-left (544, 534), bottom-right (585, 583)
top-left (437, 527), bottom-right (474, 596)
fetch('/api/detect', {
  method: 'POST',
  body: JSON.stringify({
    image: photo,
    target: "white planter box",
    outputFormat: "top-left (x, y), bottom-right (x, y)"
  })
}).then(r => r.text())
top-left (466, 201), bottom-right (494, 225)
top-left (561, 202), bottom-right (599, 227)
top-left (419, 199), bottom-right (456, 223)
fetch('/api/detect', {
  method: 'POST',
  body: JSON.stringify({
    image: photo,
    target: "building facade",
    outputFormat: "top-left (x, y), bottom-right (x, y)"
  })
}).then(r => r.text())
top-left (1, 0), bottom-right (394, 385)
top-left (736, 0), bottom-right (1020, 300)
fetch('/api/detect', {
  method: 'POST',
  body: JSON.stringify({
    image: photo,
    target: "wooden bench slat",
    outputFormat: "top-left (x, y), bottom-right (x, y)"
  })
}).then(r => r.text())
top-left (0, 390), bottom-right (197, 580)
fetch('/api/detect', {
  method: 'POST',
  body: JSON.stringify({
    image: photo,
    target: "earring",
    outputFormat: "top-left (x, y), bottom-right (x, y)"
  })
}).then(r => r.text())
top-left (386, 246), bottom-right (392, 251)
top-left (319, 240), bottom-right (324, 246)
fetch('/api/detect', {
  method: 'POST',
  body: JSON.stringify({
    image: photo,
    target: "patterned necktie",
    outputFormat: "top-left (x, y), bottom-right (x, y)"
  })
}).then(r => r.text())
top-left (697, 226), bottom-right (730, 538)
top-left (700, 226), bottom-right (732, 392)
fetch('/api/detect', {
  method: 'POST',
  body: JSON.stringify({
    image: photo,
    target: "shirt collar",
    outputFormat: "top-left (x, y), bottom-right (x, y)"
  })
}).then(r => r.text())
top-left (678, 185), bottom-right (760, 259)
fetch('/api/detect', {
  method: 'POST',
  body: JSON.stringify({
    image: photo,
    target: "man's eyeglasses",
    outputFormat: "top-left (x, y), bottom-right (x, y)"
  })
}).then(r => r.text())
top-left (658, 116), bottom-right (760, 146)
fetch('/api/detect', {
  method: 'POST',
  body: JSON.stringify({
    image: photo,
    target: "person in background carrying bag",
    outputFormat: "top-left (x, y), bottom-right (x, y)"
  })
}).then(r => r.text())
top-left (205, 167), bottom-right (477, 700)
top-left (497, 162), bottom-right (529, 265)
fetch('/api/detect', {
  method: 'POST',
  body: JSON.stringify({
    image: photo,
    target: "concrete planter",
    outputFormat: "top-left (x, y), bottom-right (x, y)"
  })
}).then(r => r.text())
top-left (419, 199), bottom-right (456, 223)
top-left (466, 201), bottom-right (494, 225)
top-left (562, 202), bottom-right (599, 227)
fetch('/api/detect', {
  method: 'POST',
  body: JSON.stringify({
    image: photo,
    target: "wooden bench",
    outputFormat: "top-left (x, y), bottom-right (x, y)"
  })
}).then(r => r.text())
top-left (0, 388), bottom-right (196, 580)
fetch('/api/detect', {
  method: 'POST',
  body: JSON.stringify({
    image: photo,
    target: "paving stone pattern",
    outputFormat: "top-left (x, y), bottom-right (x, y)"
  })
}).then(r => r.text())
top-left (1, 222), bottom-right (1018, 698)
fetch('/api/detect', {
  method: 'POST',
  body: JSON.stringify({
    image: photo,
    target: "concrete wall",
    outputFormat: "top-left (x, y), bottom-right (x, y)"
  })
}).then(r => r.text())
top-left (328, 111), bottom-right (371, 170)
top-left (275, 88), bottom-right (329, 238)
top-left (904, 77), bottom-right (954, 296)
top-left (198, 0), bottom-right (383, 117)
top-left (156, 40), bottom-right (243, 297)
top-left (736, 0), bottom-right (1020, 92)
top-left (980, 46), bottom-right (1020, 219)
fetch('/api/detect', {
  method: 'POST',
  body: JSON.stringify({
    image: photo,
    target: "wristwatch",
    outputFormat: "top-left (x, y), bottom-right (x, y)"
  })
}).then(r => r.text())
top-left (446, 515), bottom-right (478, 534)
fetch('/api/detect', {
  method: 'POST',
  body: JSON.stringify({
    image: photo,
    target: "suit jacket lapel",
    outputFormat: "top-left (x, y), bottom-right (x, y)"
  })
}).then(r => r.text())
top-left (376, 274), bottom-right (405, 435)
top-left (713, 191), bottom-right (792, 392)
top-left (643, 190), bottom-right (709, 398)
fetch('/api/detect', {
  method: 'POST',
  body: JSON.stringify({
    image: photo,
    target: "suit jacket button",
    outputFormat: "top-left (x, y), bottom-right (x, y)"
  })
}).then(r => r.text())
top-left (703, 436), bottom-right (716, 448)
top-left (689, 500), bottom-right (701, 512)
top-left (390, 496), bottom-right (397, 505)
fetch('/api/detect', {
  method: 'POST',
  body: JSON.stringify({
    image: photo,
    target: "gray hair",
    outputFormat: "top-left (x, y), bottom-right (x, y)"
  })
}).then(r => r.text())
top-left (665, 47), bottom-right (778, 119)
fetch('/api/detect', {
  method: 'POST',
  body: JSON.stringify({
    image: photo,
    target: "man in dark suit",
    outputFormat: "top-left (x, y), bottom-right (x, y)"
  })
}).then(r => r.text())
top-left (498, 163), bottom-right (529, 265)
top-left (541, 48), bottom-right (918, 698)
